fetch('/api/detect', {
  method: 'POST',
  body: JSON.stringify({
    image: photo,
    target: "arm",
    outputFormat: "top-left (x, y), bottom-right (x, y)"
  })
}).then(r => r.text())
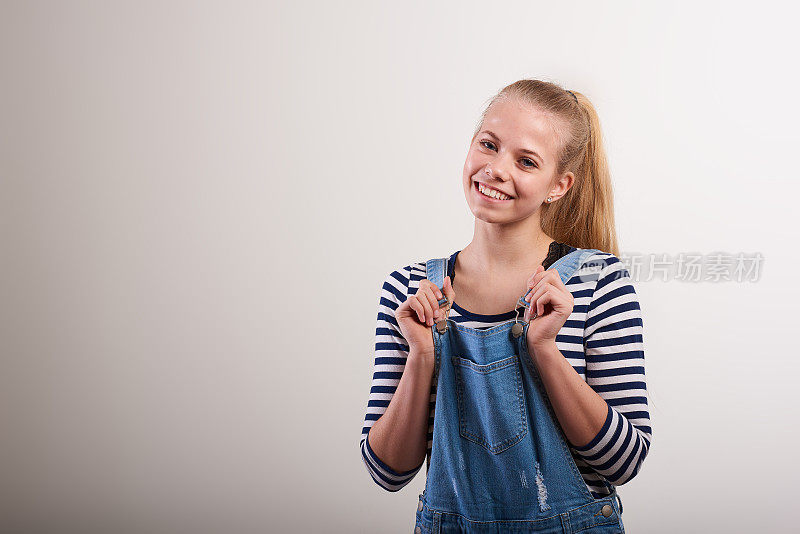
top-left (531, 254), bottom-right (652, 486)
top-left (359, 266), bottom-right (434, 491)
top-left (528, 340), bottom-right (611, 452)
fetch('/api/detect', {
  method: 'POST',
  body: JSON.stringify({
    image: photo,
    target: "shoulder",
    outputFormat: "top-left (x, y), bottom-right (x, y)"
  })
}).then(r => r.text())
top-left (578, 250), bottom-right (642, 322)
top-left (378, 259), bottom-right (427, 304)
top-left (579, 249), bottom-right (634, 288)
top-left (380, 251), bottom-right (455, 299)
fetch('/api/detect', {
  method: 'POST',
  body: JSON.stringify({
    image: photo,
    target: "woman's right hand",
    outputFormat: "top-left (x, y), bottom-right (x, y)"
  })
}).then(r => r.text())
top-left (396, 276), bottom-right (455, 360)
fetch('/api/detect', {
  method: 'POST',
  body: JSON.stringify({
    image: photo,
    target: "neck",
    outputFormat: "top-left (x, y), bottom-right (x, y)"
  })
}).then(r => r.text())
top-left (460, 216), bottom-right (554, 274)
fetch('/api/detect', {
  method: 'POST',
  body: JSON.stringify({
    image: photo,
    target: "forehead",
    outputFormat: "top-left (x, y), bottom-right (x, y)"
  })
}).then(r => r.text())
top-left (481, 97), bottom-right (563, 159)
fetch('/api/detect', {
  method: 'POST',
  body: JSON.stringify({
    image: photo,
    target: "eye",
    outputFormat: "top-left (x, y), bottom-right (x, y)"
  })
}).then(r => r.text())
top-left (480, 140), bottom-right (538, 169)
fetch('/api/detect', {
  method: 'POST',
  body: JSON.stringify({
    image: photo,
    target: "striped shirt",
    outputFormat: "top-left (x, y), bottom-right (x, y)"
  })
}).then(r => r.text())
top-left (360, 247), bottom-right (652, 498)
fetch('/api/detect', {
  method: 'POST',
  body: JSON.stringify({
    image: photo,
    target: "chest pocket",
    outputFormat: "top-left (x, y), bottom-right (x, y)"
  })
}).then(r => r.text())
top-left (451, 353), bottom-right (528, 454)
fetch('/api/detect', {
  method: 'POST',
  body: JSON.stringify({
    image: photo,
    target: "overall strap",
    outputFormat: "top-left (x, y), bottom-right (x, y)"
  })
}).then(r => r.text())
top-left (425, 257), bottom-right (450, 308)
top-left (516, 248), bottom-right (601, 311)
top-left (427, 248), bottom-right (602, 312)
top-left (425, 257), bottom-right (451, 335)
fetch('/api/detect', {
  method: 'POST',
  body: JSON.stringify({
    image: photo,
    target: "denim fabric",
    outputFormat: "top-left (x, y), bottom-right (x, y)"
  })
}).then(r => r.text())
top-left (414, 248), bottom-right (625, 533)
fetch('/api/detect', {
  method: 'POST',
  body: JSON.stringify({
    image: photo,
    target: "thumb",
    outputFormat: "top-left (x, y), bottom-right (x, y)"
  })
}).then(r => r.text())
top-left (442, 275), bottom-right (455, 304)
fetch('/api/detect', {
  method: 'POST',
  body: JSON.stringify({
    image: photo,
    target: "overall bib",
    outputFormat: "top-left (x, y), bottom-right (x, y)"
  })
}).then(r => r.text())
top-left (414, 248), bottom-right (625, 534)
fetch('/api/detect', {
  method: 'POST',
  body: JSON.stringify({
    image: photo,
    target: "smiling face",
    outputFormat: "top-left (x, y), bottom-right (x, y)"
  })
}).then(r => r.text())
top-left (462, 96), bottom-right (574, 224)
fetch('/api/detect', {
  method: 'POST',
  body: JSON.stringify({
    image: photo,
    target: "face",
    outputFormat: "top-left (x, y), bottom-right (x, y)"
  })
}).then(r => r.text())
top-left (462, 97), bottom-right (574, 224)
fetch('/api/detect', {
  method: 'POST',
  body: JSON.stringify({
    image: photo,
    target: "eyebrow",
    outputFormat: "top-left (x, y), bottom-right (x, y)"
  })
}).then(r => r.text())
top-left (480, 130), bottom-right (544, 165)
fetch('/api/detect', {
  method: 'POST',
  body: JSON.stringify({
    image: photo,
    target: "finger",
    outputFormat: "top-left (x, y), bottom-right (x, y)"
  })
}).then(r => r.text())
top-left (526, 265), bottom-right (545, 288)
top-left (527, 265), bottom-right (548, 289)
top-left (442, 275), bottom-right (455, 305)
top-left (420, 284), bottom-right (442, 322)
top-left (408, 296), bottom-right (426, 324)
top-left (547, 269), bottom-right (567, 289)
top-left (535, 284), bottom-right (570, 317)
top-left (536, 287), bottom-right (555, 317)
top-left (528, 283), bottom-right (554, 317)
top-left (421, 279), bottom-right (445, 303)
top-left (419, 280), bottom-right (442, 317)
top-left (526, 269), bottom-right (559, 302)
top-left (524, 297), bottom-right (539, 322)
top-left (543, 286), bottom-right (571, 316)
top-left (414, 289), bottom-right (434, 326)
top-left (525, 268), bottom-right (545, 303)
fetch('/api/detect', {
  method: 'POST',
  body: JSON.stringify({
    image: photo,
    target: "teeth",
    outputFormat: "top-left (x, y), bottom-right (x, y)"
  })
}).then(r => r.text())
top-left (478, 182), bottom-right (511, 200)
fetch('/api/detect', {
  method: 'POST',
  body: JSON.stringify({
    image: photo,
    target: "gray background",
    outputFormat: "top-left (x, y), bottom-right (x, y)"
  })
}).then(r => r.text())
top-left (1, 1), bottom-right (798, 533)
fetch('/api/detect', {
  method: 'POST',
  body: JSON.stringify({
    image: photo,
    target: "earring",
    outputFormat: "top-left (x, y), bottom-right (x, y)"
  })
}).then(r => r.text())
top-left (546, 196), bottom-right (552, 202)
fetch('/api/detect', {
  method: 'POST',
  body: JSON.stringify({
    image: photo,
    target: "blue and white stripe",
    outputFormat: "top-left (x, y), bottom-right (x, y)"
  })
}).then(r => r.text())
top-left (360, 250), bottom-right (652, 497)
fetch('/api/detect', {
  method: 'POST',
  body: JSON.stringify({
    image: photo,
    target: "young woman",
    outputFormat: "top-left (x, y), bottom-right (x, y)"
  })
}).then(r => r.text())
top-left (360, 79), bottom-right (651, 533)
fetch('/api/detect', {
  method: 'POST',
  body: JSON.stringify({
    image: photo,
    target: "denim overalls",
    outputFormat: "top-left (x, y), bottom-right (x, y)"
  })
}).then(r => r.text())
top-left (414, 248), bottom-right (625, 534)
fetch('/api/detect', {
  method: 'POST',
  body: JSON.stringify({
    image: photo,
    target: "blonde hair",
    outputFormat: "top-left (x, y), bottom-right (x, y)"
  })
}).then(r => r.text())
top-left (473, 79), bottom-right (619, 257)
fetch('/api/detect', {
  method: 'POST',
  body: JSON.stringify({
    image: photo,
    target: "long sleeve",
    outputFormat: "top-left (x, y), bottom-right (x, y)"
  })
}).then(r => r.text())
top-left (359, 265), bottom-right (427, 491)
top-left (570, 253), bottom-right (653, 486)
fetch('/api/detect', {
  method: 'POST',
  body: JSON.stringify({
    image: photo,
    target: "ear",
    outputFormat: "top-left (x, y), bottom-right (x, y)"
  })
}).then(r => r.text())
top-left (548, 171), bottom-right (575, 201)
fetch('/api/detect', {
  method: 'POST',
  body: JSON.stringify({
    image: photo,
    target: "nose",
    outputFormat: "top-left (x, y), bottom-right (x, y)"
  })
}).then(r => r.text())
top-left (484, 155), bottom-right (513, 182)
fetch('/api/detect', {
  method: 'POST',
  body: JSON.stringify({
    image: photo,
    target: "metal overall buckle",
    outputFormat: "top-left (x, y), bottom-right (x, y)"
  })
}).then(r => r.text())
top-left (511, 287), bottom-right (538, 338)
top-left (435, 295), bottom-right (451, 334)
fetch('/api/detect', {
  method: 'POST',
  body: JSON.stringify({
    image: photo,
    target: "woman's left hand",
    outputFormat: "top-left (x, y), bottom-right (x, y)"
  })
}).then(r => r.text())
top-left (523, 265), bottom-right (575, 350)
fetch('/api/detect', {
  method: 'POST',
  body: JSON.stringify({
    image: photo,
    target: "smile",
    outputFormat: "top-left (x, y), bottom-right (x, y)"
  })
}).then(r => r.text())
top-left (475, 181), bottom-right (513, 201)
